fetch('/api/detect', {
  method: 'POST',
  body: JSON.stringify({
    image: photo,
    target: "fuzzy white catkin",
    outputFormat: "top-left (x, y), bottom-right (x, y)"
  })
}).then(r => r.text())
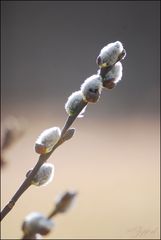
top-left (97, 41), bottom-right (124, 67)
top-left (22, 212), bottom-right (53, 235)
top-left (35, 127), bottom-right (61, 154)
top-left (104, 62), bottom-right (123, 83)
top-left (65, 90), bottom-right (84, 116)
top-left (30, 163), bottom-right (55, 186)
top-left (80, 74), bottom-right (103, 103)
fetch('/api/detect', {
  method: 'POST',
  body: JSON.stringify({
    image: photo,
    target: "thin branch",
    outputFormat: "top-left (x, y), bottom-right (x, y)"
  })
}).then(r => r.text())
top-left (47, 209), bottom-right (58, 219)
top-left (1, 49), bottom-right (125, 221)
top-left (0, 101), bottom-right (87, 222)
top-left (0, 157), bottom-right (45, 221)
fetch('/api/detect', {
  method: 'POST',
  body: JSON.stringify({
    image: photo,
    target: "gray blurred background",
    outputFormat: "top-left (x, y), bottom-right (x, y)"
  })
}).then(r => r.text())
top-left (1, 1), bottom-right (160, 119)
top-left (1, 1), bottom-right (160, 239)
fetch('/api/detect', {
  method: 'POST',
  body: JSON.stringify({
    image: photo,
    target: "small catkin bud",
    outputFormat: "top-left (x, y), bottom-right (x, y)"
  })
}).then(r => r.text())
top-left (65, 90), bottom-right (86, 116)
top-left (35, 127), bottom-right (61, 154)
top-left (81, 75), bottom-right (103, 103)
top-left (22, 212), bottom-right (54, 235)
top-left (26, 163), bottom-right (55, 186)
top-left (55, 191), bottom-right (78, 213)
top-left (102, 62), bottom-right (123, 89)
top-left (61, 128), bottom-right (75, 143)
top-left (96, 41), bottom-right (124, 68)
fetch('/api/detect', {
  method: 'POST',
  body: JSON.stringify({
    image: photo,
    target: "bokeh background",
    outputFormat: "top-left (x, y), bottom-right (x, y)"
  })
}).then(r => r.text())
top-left (1, 1), bottom-right (160, 239)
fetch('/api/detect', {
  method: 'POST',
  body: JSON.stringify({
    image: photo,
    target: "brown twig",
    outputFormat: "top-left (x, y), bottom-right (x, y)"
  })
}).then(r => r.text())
top-left (0, 101), bottom-right (87, 222)
top-left (1, 50), bottom-right (125, 222)
top-left (21, 190), bottom-right (78, 239)
top-left (47, 209), bottom-right (58, 219)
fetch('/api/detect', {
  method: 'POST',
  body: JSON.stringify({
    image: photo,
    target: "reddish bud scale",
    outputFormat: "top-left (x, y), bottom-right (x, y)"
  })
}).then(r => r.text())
top-left (35, 143), bottom-right (47, 154)
top-left (103, 79), bottom-right (116, 89)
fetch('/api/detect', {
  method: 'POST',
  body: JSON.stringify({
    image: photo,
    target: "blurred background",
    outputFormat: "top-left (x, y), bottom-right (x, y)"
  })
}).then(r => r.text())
top-left (1, 1), bottom-right (160, 239)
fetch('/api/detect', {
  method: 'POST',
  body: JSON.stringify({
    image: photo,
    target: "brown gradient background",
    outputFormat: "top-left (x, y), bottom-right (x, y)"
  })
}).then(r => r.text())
top-left (1, 1), bottom-right (160, 239)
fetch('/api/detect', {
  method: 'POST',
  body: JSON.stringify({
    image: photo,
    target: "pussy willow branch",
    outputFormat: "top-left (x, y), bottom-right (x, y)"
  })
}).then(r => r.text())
top-left (21, 209), bottom-right (59, 239)
top-left (21, 200), bottom-right (64, 239)
top-left (21, 208), bottom-right (57, 240)
top-left (0, 60), bottom-right (121, 222)
top-left (0, 101), bottom-right (87, 222)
